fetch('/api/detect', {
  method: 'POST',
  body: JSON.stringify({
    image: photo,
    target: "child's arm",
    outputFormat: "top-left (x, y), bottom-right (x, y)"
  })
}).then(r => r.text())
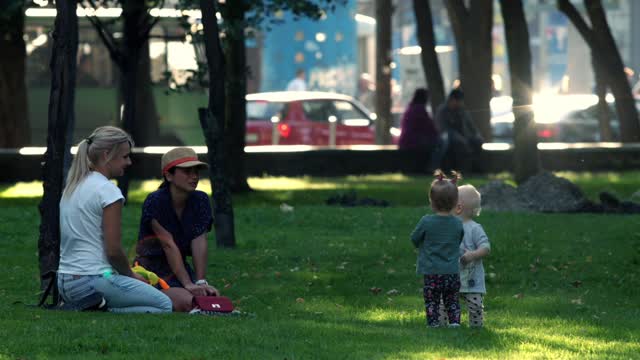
top-left (410, 219), bottom-right (425, 247)
top-left (460, 224), bottom-right (490, 265)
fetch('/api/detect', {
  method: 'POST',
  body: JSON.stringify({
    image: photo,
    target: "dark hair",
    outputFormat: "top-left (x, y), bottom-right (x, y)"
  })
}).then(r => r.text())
top-left (448, 89), bottom-right (464, 101)
top-left (429, 169), bottom-right (462, 212)
top-left (296, 68), bottom-right (305, 76)
top-left (158, 167), bottom-right (176, 189)
top-left (410, 88), bottom-right (429, 105)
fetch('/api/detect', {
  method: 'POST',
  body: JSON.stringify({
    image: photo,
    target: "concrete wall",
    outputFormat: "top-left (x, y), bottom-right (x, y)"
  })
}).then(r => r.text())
top-left (1, 146), bottom-right (639, 183)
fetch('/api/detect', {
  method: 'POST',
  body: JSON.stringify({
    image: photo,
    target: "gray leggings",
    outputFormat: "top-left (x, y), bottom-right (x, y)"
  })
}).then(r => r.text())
top-left (439, 293), bottom-right (484, 327)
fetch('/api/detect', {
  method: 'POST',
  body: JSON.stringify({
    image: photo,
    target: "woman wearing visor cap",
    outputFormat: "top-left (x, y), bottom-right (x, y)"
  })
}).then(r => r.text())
top-left (134, 147), bottom-right (220, 312)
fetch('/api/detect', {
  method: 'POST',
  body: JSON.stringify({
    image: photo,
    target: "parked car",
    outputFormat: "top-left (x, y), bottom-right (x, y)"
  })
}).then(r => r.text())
top-left (245, 91), bottom-right (378, 146)
top-left (489, 94), bottom-right (633, 143)
top-left (536, 102), bottom-right (621, 142)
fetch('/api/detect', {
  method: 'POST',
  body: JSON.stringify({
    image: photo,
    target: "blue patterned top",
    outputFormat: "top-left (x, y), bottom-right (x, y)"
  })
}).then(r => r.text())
top-left (134, 186), bottom-right (212, 279)
top-left (411, 214), bottom-right (464, 275)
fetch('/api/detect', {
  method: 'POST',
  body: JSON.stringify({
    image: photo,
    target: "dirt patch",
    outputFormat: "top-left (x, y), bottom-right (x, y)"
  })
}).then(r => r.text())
top-left (479, 172), bottom-right (640, 213)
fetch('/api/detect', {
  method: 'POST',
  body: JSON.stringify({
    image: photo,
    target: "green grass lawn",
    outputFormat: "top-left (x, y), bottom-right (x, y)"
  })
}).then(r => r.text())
top-left (0, 173), bottom-right (639, 359)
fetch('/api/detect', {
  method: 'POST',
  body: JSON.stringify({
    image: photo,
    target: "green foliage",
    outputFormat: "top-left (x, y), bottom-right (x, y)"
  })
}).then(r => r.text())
top-left (0, 173), bottom-right (639, 358)
top-left (0, 0), bottom-right (25, 35)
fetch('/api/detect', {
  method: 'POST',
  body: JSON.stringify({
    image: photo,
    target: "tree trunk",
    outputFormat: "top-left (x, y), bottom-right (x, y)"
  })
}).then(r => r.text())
top-left (116, 1), bottom-right (154, 199)
top-left (200, 0), bottom-right (236, 248)
top-left (133, 40), bottom-right (161, 146)
top-left (0, 1), bottom-right (30, 147)
top-left (375, 0), bottom-right (392, 145)
top-left (223, 3), bottom-right (251, 193)
top-left (445, 0), bottom-right (494, 141)
top-left (412, 0), bottom-right (445, 112)
top-left (593, 56), bottom-right (613, 141)
top-left (558, 0), bottom-right (640, 142)
top-left (38, 0), bottom-right (77, 299)
top-left (586, 0), bottom-right (640, 142)
top-left (500, 0), bottom-right (539, 184)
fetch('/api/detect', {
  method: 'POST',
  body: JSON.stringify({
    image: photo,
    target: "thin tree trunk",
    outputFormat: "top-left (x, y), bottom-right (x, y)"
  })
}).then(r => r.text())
top-left (375, 0), bottom-right (392, 144)
top-left (133, 40), bottom-right (161, 146)
top-left (84, 1), bottom-right (161, 198)
top-left (200, 0), bottom-right (236, 248)
top-left (500, 0), bottom-right (539, 184)
top-left (445, 0), bottom-right (494, 141)
top-left (38, 0), bottom-right (77, 298)
top-left (412, 0), bottom-right (445, 112)
top-left (558, 0), bottom-right (640, 142)
top-left (593, 56), bottom-right (613, 141)
top-left (115, 1), bottom-right (146, 200)
top-left (223, 3), bottom-right (251, 193)
top-left (0, 1), bottom-right (30, 147)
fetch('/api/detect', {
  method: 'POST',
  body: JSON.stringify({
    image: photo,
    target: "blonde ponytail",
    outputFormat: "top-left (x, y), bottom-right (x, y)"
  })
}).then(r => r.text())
top-left (63, 126), bottom-right (133, 197)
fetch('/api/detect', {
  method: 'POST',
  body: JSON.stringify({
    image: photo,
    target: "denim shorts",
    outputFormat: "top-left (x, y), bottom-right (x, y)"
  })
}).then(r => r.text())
top-left (58, 273), bottom-right (172, 314)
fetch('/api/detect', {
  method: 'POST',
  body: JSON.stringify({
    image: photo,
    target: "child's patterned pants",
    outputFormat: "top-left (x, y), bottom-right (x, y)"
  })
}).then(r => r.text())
top-left (423, 274), bottom-right (460, 327)
top-left (462, 293), bottom-right (484, 327)
top-left (438, 293), bottom-right (484, 327)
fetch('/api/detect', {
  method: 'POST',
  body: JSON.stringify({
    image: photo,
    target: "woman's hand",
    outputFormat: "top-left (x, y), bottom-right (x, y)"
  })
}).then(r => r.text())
top-left (185, 283), bottom-right (208, 296)
top-left (201, 284), bottom-right (220, 296)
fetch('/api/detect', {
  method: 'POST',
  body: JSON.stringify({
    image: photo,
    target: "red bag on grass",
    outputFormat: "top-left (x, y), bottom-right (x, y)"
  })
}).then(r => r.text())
top-left (192, 296), bottom-right (234, 313)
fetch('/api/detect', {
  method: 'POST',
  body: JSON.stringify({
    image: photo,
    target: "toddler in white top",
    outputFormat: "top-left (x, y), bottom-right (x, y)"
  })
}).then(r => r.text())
top-left (440, 184), bottom-right (491, 327)
top-left (456, 184), bottom-right (491, 327)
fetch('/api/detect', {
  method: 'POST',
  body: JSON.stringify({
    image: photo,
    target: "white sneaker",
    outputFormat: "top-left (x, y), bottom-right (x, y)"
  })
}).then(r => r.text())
top-left (448, 323), bottom-right (461, 328)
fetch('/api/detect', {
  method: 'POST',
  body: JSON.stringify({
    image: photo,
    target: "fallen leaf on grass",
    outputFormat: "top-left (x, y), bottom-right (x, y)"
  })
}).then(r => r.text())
top-left (279, 203), bottom-right (294, 212)
top-left (571, 298), bottom-right (583, 305)
top-left (296, 297), bottom-right (305, 303)
top-left (513, 293), bottom-right (524, 299)
top-left (369, 287), bottom-right (382, 295)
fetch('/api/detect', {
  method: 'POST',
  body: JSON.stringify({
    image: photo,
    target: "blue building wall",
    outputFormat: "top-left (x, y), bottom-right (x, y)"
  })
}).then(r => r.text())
top-left (260, 1), bottom-right (358, 96)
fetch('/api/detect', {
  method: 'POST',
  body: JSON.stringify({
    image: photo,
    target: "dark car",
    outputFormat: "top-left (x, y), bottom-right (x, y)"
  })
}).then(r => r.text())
top-left (536, 102), bottom-right (621, 142)
top-left (245, 91), bottom-right (378, 146)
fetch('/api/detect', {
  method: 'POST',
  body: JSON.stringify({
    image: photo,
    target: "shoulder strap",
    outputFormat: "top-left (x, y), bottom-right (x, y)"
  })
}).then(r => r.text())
top-left (38, 271), bottom-right (60, 308)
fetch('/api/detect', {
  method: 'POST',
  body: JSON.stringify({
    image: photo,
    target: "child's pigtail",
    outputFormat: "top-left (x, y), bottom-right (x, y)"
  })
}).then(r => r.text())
top-left (450, 170), bottom-right (462, 185)
top-left (433, 169), bottom-right (446, 182)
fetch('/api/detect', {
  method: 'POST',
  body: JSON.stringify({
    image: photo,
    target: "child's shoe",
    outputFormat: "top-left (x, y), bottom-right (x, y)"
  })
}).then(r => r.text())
top-left (448, 323), bottom-right (460, 328)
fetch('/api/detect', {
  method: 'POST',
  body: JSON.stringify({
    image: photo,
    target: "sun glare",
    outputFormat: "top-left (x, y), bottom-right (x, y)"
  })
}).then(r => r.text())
top-left (0, 182), bottom-right (43, 198)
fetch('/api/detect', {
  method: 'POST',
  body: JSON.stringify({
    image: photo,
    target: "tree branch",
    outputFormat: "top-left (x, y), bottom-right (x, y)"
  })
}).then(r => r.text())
top-left (139, 0), bottom-right (164, 41)
top-left (82, 0), bottom-right (123, 68)
top-left (444, 0), bottom-right (468, 51)
top-left (557, 0), bottom-right (595, 46)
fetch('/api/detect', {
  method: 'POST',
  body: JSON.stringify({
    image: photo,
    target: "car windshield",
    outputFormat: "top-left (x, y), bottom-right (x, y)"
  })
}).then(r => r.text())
top-left (247, 101), bottom-right (285, 121)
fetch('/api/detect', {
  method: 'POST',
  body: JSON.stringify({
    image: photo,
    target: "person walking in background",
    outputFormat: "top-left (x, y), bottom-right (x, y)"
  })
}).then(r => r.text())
top-left (57, 126), bottom-right (172, 314)
top-left (286, 68), bottom-right (307, 91)
top-left (435, 89), bottom-right (484, 172)
top-left (411, 170), bottom-right (464, 328)
top-left (134, 147), bottom-right (220, 312)
top-left (398, 88), bottom-right (444, 171)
